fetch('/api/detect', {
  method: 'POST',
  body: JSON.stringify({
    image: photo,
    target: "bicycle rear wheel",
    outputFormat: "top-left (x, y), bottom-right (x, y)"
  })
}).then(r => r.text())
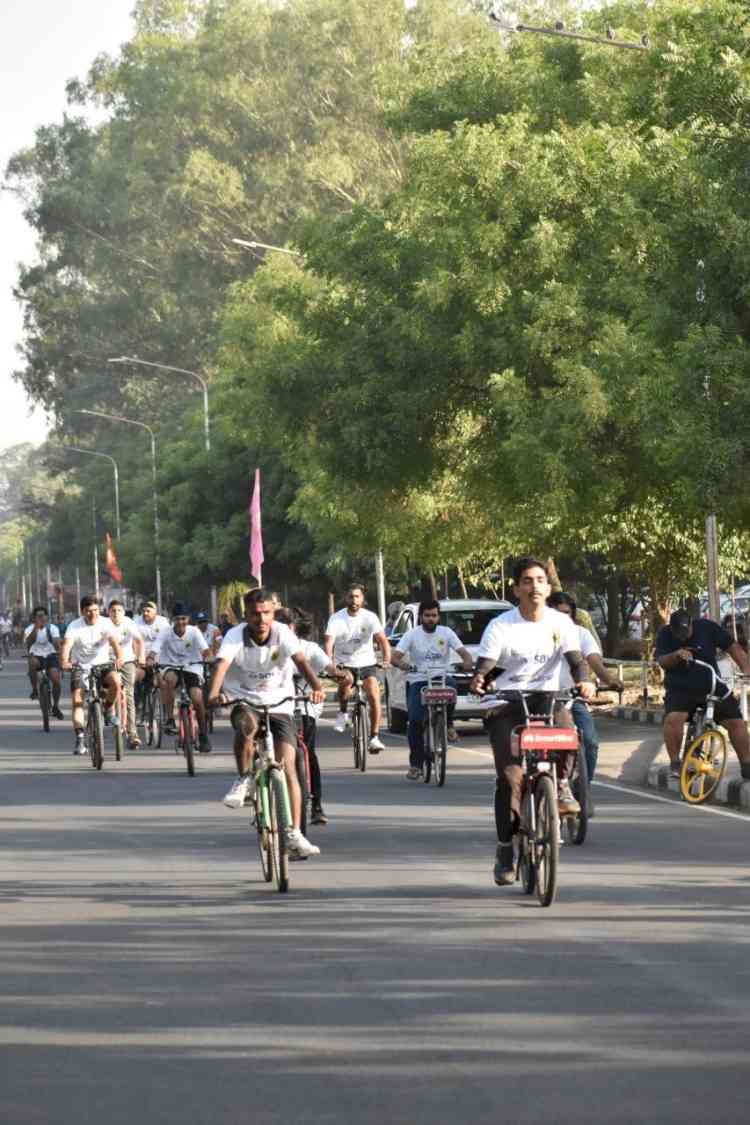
top-left (422, 716), bottom-right (432, 783)
top-left (89, 700), bottom-right (104, 771)
top-left (269, 769), bottom-right (289, 893)
top-left (39, 676), bottom-right (51, 733)
top-left (256, 783), bottom-right (272, 882)
top-left (432, 708), bottom-right (447, 787)
top-left (680, 729), bottom-right (728, 804)
top-left (180, 704), bottom-right (195, 777)
top-left (564, 750), bottom-right (588, 846)
top-left (518, 788), bottom-right (535, 894)
top-left (534, 774), bottom-right (559, 907)
top-left (359, 703), bottom-right (369, 773)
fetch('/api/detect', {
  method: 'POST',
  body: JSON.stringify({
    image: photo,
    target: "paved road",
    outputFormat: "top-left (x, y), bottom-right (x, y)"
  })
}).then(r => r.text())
top-left (2, 655), bottom-right (750, 1124)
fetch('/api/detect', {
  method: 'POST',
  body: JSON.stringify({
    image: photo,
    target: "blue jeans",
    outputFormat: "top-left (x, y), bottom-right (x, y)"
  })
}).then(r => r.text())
top-left (406, 679), bottom-right (456, 768)
top-left (572, 699), bottom-right (598, 781)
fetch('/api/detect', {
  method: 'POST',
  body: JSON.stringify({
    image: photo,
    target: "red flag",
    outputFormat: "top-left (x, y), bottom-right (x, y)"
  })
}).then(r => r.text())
top-left (249, 468), bottom-right (264, 583)
top-left (105, 533), bottom-right (123, 584)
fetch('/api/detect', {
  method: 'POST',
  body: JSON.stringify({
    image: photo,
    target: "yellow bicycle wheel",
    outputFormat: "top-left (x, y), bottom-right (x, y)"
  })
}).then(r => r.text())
top-left (680, 728), bottom-right (728, 804)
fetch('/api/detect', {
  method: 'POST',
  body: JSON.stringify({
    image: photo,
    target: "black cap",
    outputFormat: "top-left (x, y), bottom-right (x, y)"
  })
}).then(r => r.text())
top-left (194, 612), bottom-right (208, 622)
top-left (172, 601), bottom-right (190, 618)
top-left (669, 609), bottom-right (692, 642)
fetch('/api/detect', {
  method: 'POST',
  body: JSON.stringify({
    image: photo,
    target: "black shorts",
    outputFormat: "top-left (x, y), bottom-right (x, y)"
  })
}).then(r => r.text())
top-left (162, 667), bottom-right (203, 691)
top-left (664, 690), bottom-right (743, 723)
top-left (71, 663), bottom-right (115, 691)
top-left (343, 664), bottom-right (379, 683)
top-left (30, 653), bottom-right (59, 672)
top-left (230, 704), bottom-right (297, 749)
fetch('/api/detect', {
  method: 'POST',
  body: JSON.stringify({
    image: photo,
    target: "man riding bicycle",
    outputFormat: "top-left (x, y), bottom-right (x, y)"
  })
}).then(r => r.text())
top-left (108, 600), bottom-right (145, 749)
top-left (390, 599), bottom-right (473, 780)
top-left (324, 582), bottom-right (391, 754)
top-left (148, 602), bottom-right (211, 752)
top-left (209, 588), bottom-right (326, 860)
top-left (469, 557), bottom-right (594, 887)
top-left (24, 606), bottom-right (64, 718)
top-left (60, 596), bottom-right (124, 756)
top-left (656, 609), bottom-right (750, 781)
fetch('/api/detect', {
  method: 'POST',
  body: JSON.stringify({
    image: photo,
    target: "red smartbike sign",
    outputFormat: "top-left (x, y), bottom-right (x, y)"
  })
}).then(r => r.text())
top-left (512, 725), bottom-right (580, 755)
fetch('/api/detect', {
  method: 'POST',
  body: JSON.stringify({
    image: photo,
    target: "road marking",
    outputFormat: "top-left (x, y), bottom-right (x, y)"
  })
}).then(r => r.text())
top-left (592, 779), bottom-right (750, 823)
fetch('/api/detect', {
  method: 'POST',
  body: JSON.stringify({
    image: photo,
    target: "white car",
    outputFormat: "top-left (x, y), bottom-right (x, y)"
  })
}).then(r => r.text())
top-left (383, 598), bottom-right (512, 732)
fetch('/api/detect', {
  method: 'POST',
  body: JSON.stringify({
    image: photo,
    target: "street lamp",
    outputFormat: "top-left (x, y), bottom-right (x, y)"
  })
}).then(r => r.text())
top-left (58, 446), bottom-right (121, 541)
top-left (231, 238), bottom-right (304, 258)
top-left (107, 355), bottom-right (211, 452)
top-left (74, 409), bottom-right (162, 611)
top-left (106, 354), bottom-right (216, 621)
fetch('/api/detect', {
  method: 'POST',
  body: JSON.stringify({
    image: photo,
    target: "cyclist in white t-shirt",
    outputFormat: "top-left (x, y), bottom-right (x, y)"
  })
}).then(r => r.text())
top-left (61, 595), bottom-right (124, 755)
top-left (209, 587), bottom-right (326, 860)
top-left (324, 583), bottom-right (391, 753)
top-left (391, 599), bottom-right (474, 780)
top-left (276, 606), bottom-right (352, 826)
top-left (547, 591), bottom-right (622, 794)
top-left (24, 605), bottom-right (64, 717)
top-left (148, 601), bottom-right (211, 751)
top-left (469, 558), bottom-right (594, 887)
top-left (108, 600), bottom-right (145, 749)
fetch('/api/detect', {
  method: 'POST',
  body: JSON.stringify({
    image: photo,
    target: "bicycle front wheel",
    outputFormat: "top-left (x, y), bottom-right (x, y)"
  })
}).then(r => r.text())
top-left (180, 704), bottom-right (195, 777)
top-left (269, 769), bottom-right (290, 893)
top-left (681, 728), bottom-right (728, 804)
top-left (534, 774), bottom-right (559, 907)
top-left (89, 700), bottom-right (104, 771)
top-left (432, 708), bottom-right (447, 787)
top-left (422, 717), bottom-right (432, 783)
top-left (39, 677), bottom-right (51, 733)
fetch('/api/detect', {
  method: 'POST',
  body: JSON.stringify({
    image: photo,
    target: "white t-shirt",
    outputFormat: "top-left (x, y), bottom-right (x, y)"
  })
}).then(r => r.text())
top-left (152, 625), bottom-right (208, 673)
top-left (0, 616), bottom-right (11, 635)
top-left (24, 622), bottom-right (60, 658)
top-left (559, 624), bottom-right (600, 690)
top-left (109, 618), bottom-right (143, 664)
top-left (325, 607), bottom-right (382, 668)
top-left (396, 625), bottom-right (464, 684)
top-left (476, 607), bottom-right (581, 693)
top-left (198, 623), bottom-right (221, 648)
top-left (134, 613), bottom-right (171, 650)
top-left (65, 616), bottom-right (119, 669)
top-left (217, 621), bottom-right (302, 715)
top-left (294, 639), bottom-right (330, 719)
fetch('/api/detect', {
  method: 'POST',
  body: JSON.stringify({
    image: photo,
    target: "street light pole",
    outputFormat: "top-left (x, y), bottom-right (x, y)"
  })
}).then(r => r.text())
top-left (60, 446), bottom-right (121, 540)
top-left (107, 355), bottom-right (216, 620)
top-left (75, 409), bottom-right (162, 611)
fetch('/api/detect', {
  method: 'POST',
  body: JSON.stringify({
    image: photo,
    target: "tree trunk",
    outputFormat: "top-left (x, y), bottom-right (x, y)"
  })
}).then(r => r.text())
top-left (545, 557), bottom-right (562, 593)
top-left (457, 566), bottom-right (468, 599)
top-left (605, 571), bottom-right (621, 657)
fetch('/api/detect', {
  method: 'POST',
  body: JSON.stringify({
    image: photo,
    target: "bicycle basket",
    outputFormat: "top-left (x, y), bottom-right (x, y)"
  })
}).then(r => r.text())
top-left (420, 687), bottom-right (457, 705)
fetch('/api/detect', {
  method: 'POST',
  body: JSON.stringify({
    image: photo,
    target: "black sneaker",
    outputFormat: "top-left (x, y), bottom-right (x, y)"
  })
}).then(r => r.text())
top-left (493, 843), bottom-right (515, 886)
top-left (164, 720), bottom-right (178, 736)
top-left (741, 762), bottom-right (750, 782)
top-left (311, 803), bottom-right (328, 825)
top-left (52, 706), bottom-right (64, 720)
top-left (669, 761), bottom-right (681, 779)
top-left (199, 734), bottom-right (212, 753)
top-left (29, 689), bottom-right (38, 701)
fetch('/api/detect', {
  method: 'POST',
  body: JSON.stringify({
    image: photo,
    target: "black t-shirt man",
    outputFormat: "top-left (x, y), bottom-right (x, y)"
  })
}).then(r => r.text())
top-left (656, 609), bottom-right (741, 718)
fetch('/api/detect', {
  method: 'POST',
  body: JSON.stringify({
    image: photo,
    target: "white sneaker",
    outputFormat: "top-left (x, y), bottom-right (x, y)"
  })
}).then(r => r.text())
top-left (333, 712), bottom-right (348, 733)
top-left (285, 828), bottom-right (320, 858)
top-left (368, 735), bottom-right (385, 754)
top-left (223, 774), bottom-right (254, 809)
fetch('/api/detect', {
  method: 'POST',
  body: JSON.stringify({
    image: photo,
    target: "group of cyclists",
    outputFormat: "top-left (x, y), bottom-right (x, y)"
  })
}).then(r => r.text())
top-left (7, 555), bottom-right (750, 882)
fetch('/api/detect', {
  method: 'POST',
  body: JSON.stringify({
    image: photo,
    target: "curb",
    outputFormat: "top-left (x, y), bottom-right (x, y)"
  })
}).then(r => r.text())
top-left (646, 762), bottom-right (750, 810)
top-left (608, 705), bottom-right (664, 724)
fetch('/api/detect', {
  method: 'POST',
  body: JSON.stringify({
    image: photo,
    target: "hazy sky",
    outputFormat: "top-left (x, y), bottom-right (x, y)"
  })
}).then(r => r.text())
top-left (1, 1), bottom-right (136, 452)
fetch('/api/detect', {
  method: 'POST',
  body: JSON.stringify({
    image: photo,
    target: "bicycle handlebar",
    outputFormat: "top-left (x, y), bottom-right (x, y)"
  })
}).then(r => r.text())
top-left (691, 658), bottom-right (732, 700)
top-left (208, 694), bottom-right (309, 710)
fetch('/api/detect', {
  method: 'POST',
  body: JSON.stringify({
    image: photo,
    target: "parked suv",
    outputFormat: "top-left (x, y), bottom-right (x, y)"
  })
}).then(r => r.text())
top-left (383, 598), bottom-right (512, 732)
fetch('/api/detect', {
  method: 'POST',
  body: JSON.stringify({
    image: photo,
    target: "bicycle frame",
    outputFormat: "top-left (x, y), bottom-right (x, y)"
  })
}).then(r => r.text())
top-left (685, 658), bottom-right (731, 740)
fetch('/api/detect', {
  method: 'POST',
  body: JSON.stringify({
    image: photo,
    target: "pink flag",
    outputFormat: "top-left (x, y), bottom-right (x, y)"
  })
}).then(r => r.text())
top-left (249, 468), bottom-right (264, 583)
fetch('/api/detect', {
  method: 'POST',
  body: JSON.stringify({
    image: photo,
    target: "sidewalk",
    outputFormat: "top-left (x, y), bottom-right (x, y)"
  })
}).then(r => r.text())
top-left (597, 711), bottom-right (750, 810)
